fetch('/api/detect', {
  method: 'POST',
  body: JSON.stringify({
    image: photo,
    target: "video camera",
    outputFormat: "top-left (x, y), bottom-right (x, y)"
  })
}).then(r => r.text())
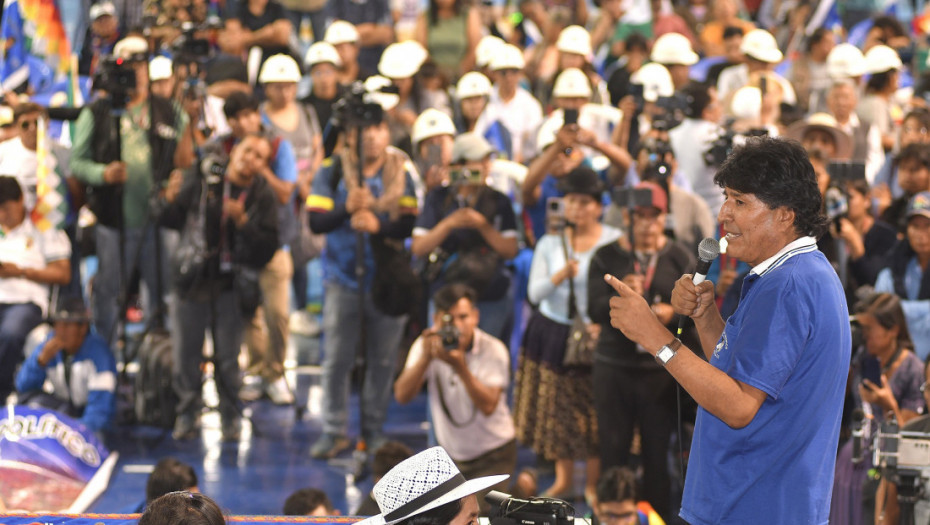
top-left (640, 136), bottom-right (673, 182)
top-left (652, 93), bottom-right (688, 131)
top-left (824, 161), bottom-right (867, 223)
top-left (93, 56), bottom-right (138, 109)
top-left (872, 421), bottom-right (930, 515)
top-left (332, 81), bottom-right (392, 129)
top-left (485, 491), bottom-right (575, 525)
top-left (704, 120), bottom-right (768, 167)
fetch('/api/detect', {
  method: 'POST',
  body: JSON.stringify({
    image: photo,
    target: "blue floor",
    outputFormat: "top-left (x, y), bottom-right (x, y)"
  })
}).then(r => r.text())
top-left (87, 333), bottom-right (560, 517)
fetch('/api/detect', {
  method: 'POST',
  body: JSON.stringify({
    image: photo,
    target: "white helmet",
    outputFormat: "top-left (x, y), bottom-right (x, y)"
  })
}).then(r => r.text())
top-left (827, 43), bottom-right (867, 79)
top-left (305, 41), bottom-right (342, 68)
top-left (412, 108), bottom-right (456, 147)
top-left (730, 86), bottom-right (762, 120)
top-left (631, 63), bottom-right (674, 102)
top-left (149, 55), bottom-right (173, 81)
top-left (324, 20), bottom-right (359, 45)
top-left (259, 54), bottom-right (301, 83)
top-left (364, 75), bottom-right (400, 111)
top-left (475, 35), bottom-right (505, 69)
top-left (456, 72), bottom-right (492, 99)
top-left (379, 41), bottom-right (428, 79)
top-left (864, 44), bottom-right (903, 75)
top-left (552, 68), bottom-right (591, 98)
top-left (113, 36), bottom-right (148, 59)
top-left (556, 25), bottom-right (592, 57)
top-left (740, 29), bottom-right (783, 63)
top-left (651, 33), bottom-right (699, 66)
top-left (490, 44), bottom-right (526, 71)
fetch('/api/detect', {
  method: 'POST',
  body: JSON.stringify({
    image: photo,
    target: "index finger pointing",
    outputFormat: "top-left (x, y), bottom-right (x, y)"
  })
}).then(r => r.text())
top-left (604, 274), bottom-right (634, 295)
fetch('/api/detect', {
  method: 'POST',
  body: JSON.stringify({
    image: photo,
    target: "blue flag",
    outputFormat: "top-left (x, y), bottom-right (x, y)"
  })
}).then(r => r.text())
top-left (0, 0), bottom-right (28, 91)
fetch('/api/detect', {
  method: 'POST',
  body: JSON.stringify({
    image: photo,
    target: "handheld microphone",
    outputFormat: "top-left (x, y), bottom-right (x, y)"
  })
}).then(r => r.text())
top-left (676, 238), bottom-right (721, 336)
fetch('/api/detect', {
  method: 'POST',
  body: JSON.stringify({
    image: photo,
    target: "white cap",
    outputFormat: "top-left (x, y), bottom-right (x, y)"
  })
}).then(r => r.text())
top-left (651, 33), bottom-right (699, 66)
top-left (412, 108), bottom-right (456, 146)
top-left (864, 44), bottom-right (903, 74)
top-left (305, 41), bottom-right (342, 68)
top-left (827, 43), bottom-right (867, 79)
top-left (475, 35), bottom-right (505, 69)
top-left (324, 20), bottom-right (359, 45)
top-left (89, 1), bottom-right (116, 20)
top-left (536, 115), bottom-right (563, 151)
top-left (631, 63), bottom-right (674, 102)
top-left (740, 29), bottom-right (783, 63)
top-left (113, 36), bottom-right (148, 59)
top-left (490, 44), bottom-right (525, 71)
top-left (552, 68), bottom-right (591, 98)
top-left (379, 41), bottom-right (428, 79)
top-left (730, 86), bottom-right (762, 120)
top-left (148, 55), bottom-right (173, 81)
top-left (556, 25), bottom-right (592, 58)
top-left (259, 54), bottom-right (301, 83)
top-left (456, 71), bottom-right (492, 99)
top-left (364, 75), bottom-right (400, 111)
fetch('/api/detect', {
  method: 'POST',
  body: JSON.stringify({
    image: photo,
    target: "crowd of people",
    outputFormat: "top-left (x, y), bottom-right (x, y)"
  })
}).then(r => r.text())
top-left (5, 0), bottom-right (930, 521)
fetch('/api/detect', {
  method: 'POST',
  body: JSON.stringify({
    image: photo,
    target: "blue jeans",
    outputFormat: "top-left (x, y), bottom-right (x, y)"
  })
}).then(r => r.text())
top-left (0, 303), bottom-right (43, 399)
top-left (321, 281), bottom-right (407, 438)
top-left (93, 224), bottom-right (170, 345)
top-left (171, 289), bottom-right (243, 423)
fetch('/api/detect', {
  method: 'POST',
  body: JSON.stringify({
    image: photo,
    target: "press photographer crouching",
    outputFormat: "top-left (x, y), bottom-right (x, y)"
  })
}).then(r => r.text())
top-left (394, 284), bottom-right (516, 513)
top-left (70, 36), bottom-right (194, 345)
top-left (160, 134), bottom-right (279, 441)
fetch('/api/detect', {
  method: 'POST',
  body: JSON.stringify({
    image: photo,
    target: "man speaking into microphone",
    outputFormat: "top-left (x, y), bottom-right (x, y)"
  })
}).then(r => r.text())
top-left (604, 137), bottom-right (850, 524)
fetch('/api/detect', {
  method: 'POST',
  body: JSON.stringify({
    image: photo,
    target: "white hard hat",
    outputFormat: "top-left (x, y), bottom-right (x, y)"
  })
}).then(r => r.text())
top-left (364, 75), bottom-right (400, 111)
top-left (740, 29), bottom-right (783, 63)
top-left (412, 108), bottom-right (456, 146)
top-left (864, 44), bottom-right (903, 75)
top-left (305, 41), bottom-right (342, 68)
top-left (259, 54), bottom-right (301, 83)
top-left (456, 71), bottom-right (492, 99)
top-left (89, 1), bottom-right (116, 20)
top-left (651, 32), bottom-right (698, 66)
top-left (149, 55), bottom-right (173, 81)
top-left (552, 68), bottom-right (591, 98)
top-left (730, 86), bottom-right (761, 120)
top-left (631, 63), bottom-right (674, 102)
top-left (827, 43), bottom-right (867, 79)
top-left (475, 35), bottom-right (505, 69)
top-left (490, 44), bottom-right (525, 71)
top-left (113, 36), bottom-right (148, 59)
top-left (536, 114), bottom-right (563, 151)
top-left (379, 41), bottom-right (427, 79)
top-left (324, 20), bottom-right (359, 45)
top-left (556, 25), bottom-right (592, 58)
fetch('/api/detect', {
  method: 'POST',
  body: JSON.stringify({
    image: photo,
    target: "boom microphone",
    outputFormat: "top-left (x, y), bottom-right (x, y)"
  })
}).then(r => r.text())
top-left (676, 238), bottom-right (721, 336)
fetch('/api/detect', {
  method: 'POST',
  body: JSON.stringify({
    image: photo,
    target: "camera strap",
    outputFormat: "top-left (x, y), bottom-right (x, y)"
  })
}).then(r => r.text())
top-left (436, 364), bottom-right (478, 428)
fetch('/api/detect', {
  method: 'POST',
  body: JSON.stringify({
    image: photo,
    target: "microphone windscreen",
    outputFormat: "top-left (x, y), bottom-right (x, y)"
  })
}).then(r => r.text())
top-left (697, 237), bottom-right (721, 263)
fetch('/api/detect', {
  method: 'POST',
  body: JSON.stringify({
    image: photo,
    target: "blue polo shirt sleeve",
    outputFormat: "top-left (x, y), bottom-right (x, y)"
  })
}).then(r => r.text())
top-left (725, 275), bottom-right (810, 399)
top-left (15, 337), bottom-right (52, 393)
top-left (81, 334), bottom-right (117, 432)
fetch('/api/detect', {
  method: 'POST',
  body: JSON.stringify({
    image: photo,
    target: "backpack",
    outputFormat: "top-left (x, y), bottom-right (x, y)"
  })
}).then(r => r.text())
top-left (133, 328), bottom-right (178, 428)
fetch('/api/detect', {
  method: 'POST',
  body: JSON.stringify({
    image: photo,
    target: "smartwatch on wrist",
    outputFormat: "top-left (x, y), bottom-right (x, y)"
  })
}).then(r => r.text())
top-left (655, 338), bottom-right (682, 367)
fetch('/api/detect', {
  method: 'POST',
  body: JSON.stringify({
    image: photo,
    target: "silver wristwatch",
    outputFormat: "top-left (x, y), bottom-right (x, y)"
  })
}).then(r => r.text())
top-left (655, 338), bottom-right (682, 367)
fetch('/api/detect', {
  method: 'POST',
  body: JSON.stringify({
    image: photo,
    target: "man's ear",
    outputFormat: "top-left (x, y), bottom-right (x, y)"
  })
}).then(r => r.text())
top-left (776, 206), bottom-right (796, 232)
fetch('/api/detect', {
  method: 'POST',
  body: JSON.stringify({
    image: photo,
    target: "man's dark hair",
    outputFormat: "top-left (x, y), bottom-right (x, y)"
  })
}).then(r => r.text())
top-left (897, 143), bottom-right (930, 170)
top-left (433, 283), bottom-right (478, 313)
top-left (866, 70), bottom-right (895, 93)
top-left (373, 441), bottom-right (413, 479)
top-left (0, 175), bottom-right (23, 205)
top-left (394, 497), bottom-right (464, 525)
top-left (682, 82), bottom-right (712, 119)
top-left (282, 488), bottom-right (334, 516)
top-left (722, 25), bottom-right (745, 40)
top-left (596, 466), bottom-right (638, 504)
top-left (146, 458), bottom-right (199, 503)
top-left (13, 102), bottom-right (44, 121)
top-left (713, 136), bottom-right (828, 238)
top-left (871, 15), bottom-right (907, 38)
top-left (140, 492), bottom-right (226, 525)
top-left (624, 32), bottom-right (649, 54)
top-left (806, 28), bottom-right (832, 53)
top-left (223, 91), bottom-right (260, 119)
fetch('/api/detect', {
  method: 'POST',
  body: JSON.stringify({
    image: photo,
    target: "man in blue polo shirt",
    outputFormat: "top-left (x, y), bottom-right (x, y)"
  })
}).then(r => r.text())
top-left (603, 137), bottom-right (850, 523)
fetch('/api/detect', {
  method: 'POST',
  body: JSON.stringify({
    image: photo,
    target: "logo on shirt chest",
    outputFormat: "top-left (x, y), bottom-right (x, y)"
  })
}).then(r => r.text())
top-left (714, 332), bottom-right (728, 360)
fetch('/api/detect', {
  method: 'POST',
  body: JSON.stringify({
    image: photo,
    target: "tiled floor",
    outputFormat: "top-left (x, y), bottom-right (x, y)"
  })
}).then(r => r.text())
top-left (88, 332), bottom-right (556, 517)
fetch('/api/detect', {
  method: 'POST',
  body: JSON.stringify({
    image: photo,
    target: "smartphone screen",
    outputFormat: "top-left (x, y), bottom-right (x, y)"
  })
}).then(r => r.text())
top-left (563, 108), bottom-right (579, 126)
top-left (861, 356), bottom-right (882, 388)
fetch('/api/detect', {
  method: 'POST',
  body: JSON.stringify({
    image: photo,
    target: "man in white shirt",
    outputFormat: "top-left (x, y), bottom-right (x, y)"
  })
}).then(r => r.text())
top-left (717, 29), bottom-right (797, 107)
top-left (669, 82), bottom-right (725, 216)
top-left (394, 283), bottom-right (515, 511)
top-left (0, 176), bottom-right (71, 402)
top-left (826, 80), bottom-right (884, 184)
top-left (475, 44), bottom-right (543, 164)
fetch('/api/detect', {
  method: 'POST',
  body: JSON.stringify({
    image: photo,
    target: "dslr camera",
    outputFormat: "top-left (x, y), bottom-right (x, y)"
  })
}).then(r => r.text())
top-left (485, 491), bottom-right (575, 525)
top-left (437, 313), bottom-right (460, 351)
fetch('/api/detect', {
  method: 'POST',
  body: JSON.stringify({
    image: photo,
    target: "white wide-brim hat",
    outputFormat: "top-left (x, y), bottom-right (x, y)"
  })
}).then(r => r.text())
top-left (355, 447), bottom-right (508, 525)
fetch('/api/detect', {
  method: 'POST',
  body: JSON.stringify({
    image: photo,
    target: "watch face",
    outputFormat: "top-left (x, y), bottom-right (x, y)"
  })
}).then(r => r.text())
top-left (657, 346), bottom-right (675, 364)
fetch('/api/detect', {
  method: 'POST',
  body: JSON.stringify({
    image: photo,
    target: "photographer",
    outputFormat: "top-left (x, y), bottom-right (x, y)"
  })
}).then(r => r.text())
top-left (669, 82), bottom-right (725, 216)
top-left (411, 133), bottom-right (518, 342)
top-left (307, 112), bottom-right (419, 459)
top-left (160, 134), bottom-right (279, 441)
top-left (393, 284), bottom-right (515, 511)
top-left (70, 36), bottom-right (194, 344)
